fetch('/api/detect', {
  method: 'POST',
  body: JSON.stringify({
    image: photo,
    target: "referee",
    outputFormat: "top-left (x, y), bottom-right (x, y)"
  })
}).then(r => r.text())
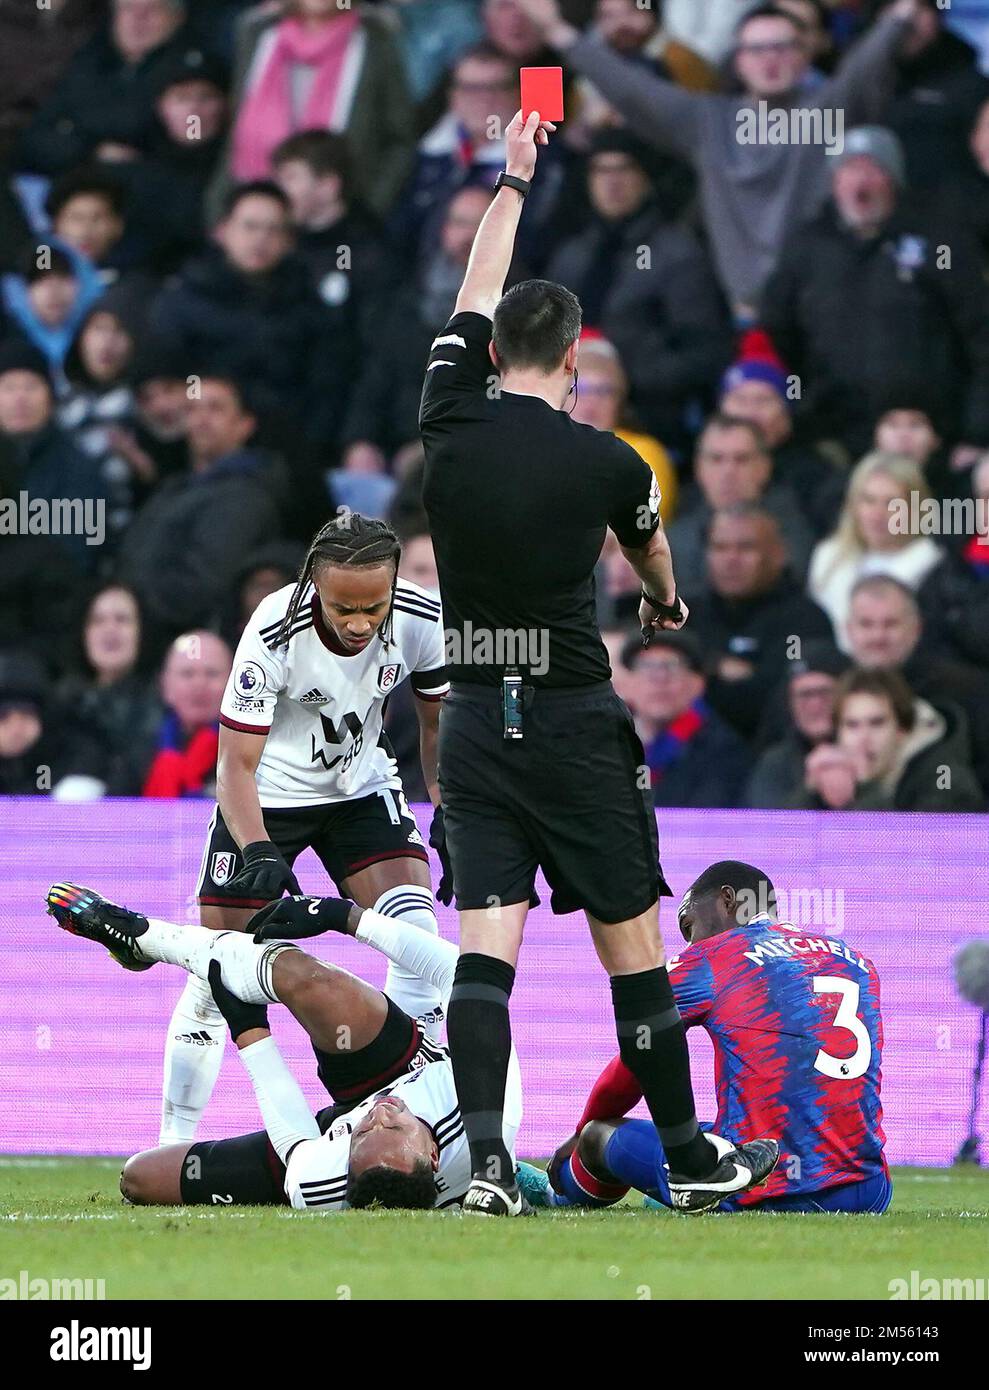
top-left (420, 111), bottom-right (778, 1215)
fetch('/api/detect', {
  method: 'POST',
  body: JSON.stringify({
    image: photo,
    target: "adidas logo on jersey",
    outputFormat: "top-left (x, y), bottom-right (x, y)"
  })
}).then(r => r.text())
top-left (299, 689), bottom-right (329, 705)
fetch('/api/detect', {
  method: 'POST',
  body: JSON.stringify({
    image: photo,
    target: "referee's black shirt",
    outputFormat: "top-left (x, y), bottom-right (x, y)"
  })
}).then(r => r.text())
top-left (420, 311), bottom-right (660, 688)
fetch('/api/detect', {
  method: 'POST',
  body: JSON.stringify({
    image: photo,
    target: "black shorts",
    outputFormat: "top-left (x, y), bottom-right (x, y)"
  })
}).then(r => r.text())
top-left (179, 999), bottom-right (447, 1206)
top-left (197, 788), bottom-right (429, 909)
top-left (439, 681), bottom-right (671, 924)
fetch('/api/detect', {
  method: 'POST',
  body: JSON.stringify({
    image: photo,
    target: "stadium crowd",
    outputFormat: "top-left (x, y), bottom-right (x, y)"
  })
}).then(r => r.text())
top-left (1, 0), bottom-right (988, 812)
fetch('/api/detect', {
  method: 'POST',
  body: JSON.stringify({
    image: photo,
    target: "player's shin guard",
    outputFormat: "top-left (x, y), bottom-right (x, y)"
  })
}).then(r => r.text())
top-left (372, 885), bottom-right (444, 1036)
top-left (447, 953), bottom-right (515, 1185)
top-left (610, 968), bottom-right (715, 1180)
top-left (554, 1153), bottom-right (630, 1209)
top-left (159, 974), bottom-right (226, 1144)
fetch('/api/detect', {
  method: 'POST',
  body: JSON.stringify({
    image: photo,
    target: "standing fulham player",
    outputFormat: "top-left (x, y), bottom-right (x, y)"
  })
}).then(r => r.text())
top-left (420, 110), bottom-right (778, 1214)
top-left (159, 514), bottom-right (450, 1145)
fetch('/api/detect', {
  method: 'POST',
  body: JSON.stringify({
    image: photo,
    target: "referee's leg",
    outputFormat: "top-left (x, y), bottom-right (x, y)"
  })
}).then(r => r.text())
top-left (447, 904), bottom-right (528, 1196)
top-left (587, 906), bottom-right (718, 1181)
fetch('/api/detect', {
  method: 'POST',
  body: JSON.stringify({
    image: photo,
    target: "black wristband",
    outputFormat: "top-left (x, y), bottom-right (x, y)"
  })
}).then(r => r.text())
top-left (494, 171), bottom-right (530, 198)
top-left (641, 588), bottom-right (682, 620)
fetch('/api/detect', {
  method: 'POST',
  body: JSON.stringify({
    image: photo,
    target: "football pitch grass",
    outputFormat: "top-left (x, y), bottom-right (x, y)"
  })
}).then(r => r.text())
top-left (2, 1160), bottom-right (988, 1301)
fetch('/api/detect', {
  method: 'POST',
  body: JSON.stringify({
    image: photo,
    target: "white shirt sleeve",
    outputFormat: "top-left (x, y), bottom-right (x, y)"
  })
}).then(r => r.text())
top-left (220, 598), bottom-right (289, 734)
top-left (355, 910), bottom-right (458, 1010)
top-left (409, 603), bottom-right (449, 702)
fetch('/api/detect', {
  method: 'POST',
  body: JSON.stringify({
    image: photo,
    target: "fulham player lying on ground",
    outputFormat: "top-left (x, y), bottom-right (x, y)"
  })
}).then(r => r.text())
top-left (161, 514), bottom-right (450, 1148)
top-left (520, 861), bottom-right (891, 1215)
top-left (47, 884), bottom-right (517, 1211)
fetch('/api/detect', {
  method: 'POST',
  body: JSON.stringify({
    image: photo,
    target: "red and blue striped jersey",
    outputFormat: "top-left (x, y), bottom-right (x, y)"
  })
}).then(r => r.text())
top-left (668, 917), bottom-right (886, 1202)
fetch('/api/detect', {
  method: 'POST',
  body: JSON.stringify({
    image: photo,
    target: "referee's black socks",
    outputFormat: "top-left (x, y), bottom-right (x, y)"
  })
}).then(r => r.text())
top-left (610, 967), bottom-right (715, 1178)
top-left (448, 953), bottom-right (516, 1187)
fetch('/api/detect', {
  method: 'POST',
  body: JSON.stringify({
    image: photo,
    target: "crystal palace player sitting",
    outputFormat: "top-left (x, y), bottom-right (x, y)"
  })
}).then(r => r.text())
top-left (48, 884), bottom-right (520, 1211)
top-left (524, 861), bottom-right (891, 1215)
top-left (160, 514), bottom-right (452, 1149)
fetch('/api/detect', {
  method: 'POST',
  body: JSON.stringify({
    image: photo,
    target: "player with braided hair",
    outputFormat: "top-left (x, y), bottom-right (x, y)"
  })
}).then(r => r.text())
top-left (158, 510), bottom-right (451, 1148)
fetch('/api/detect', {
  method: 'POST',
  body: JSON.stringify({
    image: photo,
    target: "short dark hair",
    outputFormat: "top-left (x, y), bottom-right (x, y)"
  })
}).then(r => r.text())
top-left (18, 244), bottom-right (76, 283)
top-left (221, 180), bottom-right (291, 220)
top-left (698, 412), bottom-right (769, 456)
top-left (492, 279), bottom-right (582, 374)
top-left (347, 1160), bottom-right (436, 1211)
top-left (47, 168), bottom-right (126, 222)
top-left (736, 4), bottom-right (804, 38)
top-left (690, 859), bottom-right (776, 907)
top-left (835, 667), bottom-right (915, 732)
top-left (271, 130), bottom-right (353, 199)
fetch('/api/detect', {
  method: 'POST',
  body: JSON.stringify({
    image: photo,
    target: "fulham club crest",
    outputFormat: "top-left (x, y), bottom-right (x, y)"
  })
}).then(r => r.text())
top-left (377, 664), bottom-right (400, 692)
top-left (211, 852), bottom-right (236, 885)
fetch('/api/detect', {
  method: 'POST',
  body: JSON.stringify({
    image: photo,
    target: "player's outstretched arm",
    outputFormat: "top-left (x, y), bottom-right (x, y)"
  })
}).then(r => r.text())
top-left (454, 109), bottom-right (555, 320)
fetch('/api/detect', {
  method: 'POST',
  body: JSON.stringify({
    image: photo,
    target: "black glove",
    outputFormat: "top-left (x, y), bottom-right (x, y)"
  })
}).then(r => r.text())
top-left (250, 895), bottom-right (355, 943)
top-left (207, 959), bottom-right (268, 1042)
top-left (429, 805), bottom-right (454, 907)
top-left (225, 841), bottom-right (302, 900)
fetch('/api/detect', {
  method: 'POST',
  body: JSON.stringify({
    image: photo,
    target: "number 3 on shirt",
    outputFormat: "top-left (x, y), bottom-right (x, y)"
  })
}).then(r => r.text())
top-left (812, 976), bottom-right (872, 1080)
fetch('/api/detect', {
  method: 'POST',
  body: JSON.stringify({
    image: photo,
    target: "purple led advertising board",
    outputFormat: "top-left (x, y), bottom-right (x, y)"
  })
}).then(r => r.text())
top-left (3, 798), bottom-right (987, 1164)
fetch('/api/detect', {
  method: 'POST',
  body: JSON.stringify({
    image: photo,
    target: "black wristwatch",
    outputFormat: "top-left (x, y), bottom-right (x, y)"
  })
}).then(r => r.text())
top-left (494, 171), bottom-right (531, 198)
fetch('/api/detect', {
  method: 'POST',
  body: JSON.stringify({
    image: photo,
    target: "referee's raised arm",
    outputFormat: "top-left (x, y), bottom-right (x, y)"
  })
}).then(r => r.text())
top-left (420, 107), bottom-right (779, 1217)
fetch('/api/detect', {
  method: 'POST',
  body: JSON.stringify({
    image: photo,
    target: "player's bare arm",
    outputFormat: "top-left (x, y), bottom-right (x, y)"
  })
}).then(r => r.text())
top-left (216, 724), bottom-right (270, 853)
top-left (621, 522), bottom-right (689, 637)
top-left (454, 109), bottom-right (556, 321)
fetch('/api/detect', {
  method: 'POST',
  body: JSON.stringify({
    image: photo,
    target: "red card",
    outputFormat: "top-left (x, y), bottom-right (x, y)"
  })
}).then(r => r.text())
top-left (520, 66), bottom-right (564, 123)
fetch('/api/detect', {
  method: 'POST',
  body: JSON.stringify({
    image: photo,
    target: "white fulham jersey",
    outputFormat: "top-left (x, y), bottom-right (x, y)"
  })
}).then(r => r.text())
top-left (220, 580), bottom-right (449, 808)
top-left (285, 1051), bottom-right (523, 1211)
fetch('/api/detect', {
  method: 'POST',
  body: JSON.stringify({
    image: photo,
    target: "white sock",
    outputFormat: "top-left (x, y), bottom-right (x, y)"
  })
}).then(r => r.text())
top-left (372, 886), bottom-right (444, 1037)
top-left (159, 974), bottom-right (226, 1145)
top-left (141, 918), bottom-right (290, 1004)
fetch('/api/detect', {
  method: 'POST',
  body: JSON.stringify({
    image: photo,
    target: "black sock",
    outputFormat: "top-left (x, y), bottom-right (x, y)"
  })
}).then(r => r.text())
top-left (447, 953), bottom-right (516, 1186)
top-left (610, 968), bottom-right (714, 1179)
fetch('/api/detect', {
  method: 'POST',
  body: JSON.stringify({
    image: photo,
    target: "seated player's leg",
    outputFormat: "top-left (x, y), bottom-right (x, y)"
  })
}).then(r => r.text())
top-left (324, 789), bottom-right (444, 1036)
top-left (121, 1132), bottom-right (286, 1208)
top-left (159, 808), bottom-right (313, 1145)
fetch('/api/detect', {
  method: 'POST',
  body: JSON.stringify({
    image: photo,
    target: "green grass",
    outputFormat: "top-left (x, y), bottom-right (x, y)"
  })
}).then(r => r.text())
top-left (1, 1161), bottom-right (987, 1301)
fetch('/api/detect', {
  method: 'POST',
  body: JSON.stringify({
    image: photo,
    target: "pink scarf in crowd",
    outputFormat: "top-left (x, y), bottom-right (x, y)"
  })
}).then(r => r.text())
top-left (231, 14), bottom-right (361, 181)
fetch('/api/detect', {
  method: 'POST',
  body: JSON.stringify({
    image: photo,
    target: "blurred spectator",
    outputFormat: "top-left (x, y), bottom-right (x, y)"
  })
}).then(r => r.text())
top-left (271, 129), bottom-right (395, 334)
top-left (330, 445), bottom-right (398, 521)
top-left (746, 639), bottom-right (851, 807)
top-left (216, 541), bottom-right (303, 651)
top-left (484, 0), bottom-right (556, 64)
top-left (141, 629), bottom-right (232, 797)
top-left (870, 394), bottom-right (966, 506)
top-left (600, 622), bottom-right (637, 704)
top-left (573, 336), bottom-right (677, 521)
top-left (113, 50), bottom-right (232, 273)
top-left (623, 630), bottom-right (752, 808)
top-left (718, 334), bottom-right (847, 535)
top-left (342, 185), bottom-right (520, 465)
top-left (545, 129), bottom-right (730, 447)
top-left (0, 341), bottom-right (108, 573)
top-left (15, 0), bottom-right (205, 177)
top-left (761, 124), bottom-right (989, 454)
top-left (886, 0), bottom-right (989, 190)
top-left (150, 181), bottom-right (352, 446)
top-left (794, 666), bottom-right (983, 810)
top-left (392, 0), bottom-right (484, 106)
top-left (0, 652), bottom-right (103, 797)
top-left (686, 503), bottom-right (834, 739)
top-left (519, 0), bottom-right (917, 313)
top-left (1, 242), bottom-right (103, 377)
top-left (918, 451), bottom-right (989, 672)
top-left (808, 450), bottom-right (944, 645)
top-left (595, 527), bottom-right (643, 627)
top-left (46, 167), bottom-right (152, 286)
top-left (667, 415), bottom-right (815, 593)
top-left (0, 0), bottom-right (104, 162)
top-left (223, 0), bottom-right (414, 217)
top-left (54, 582), bottom-right (164, 795)
top-left (395, 41), bottom-right (564, 267)
top-left (777, 0), bottom-right (837, 77)
top-left (118, 374), bottom-right (283, 639)
top-left (845, 572), bottom-right (989, 789)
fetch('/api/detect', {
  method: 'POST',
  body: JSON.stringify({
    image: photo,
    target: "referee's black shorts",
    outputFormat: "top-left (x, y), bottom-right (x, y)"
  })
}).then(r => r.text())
top-left (438, 680), bottom-right (671, 924)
